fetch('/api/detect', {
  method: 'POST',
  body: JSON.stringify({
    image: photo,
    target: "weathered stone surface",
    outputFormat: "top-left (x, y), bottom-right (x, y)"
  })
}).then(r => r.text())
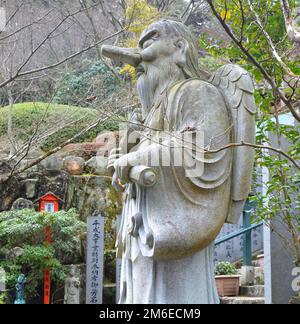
top-left (94, 131), bottom-right (121, 158)
top-left (36, 171), bottom-right (69, 200)
top-left (221, 296), bottom-right (265, 304)
top-left (65, 175), bottom-right (111, 220)
top-left (58, 142), bottom-right (105, 160)
top-left (240, 285), bottom-right (264, 298)
top-left (0, 169), bottom-right (70, 211)
top-left (21, 179), bottom-right (38, 199)
top-left (254, 266), bottom-right (264, 285)
top-left (64, 265), bottom-right (80, 304)
top-left (85, 156), bottom-right (108, 176)
top-left (0, 161), bottom-right (12, 175)
top-left (0, 177), bottom-right (20, 211)
top-left (63, 156), bottom-right (85, 175)
top-left (101, 19), bottom-right (256, 304)
top-left (11, 198), bottom-right (34, 210)
top-left (239, 266), bottom-right (255, 286)
top-left (40, 154), bottom-right (63, 171)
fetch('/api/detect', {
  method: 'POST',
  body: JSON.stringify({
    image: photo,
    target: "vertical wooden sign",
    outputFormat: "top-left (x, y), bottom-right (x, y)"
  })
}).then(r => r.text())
top-left (86, 214), bottom-right (105, 304)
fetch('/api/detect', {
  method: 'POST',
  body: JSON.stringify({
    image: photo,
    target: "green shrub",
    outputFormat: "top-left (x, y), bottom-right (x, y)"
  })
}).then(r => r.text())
top-left (54, 59), bottom-right (120, 106)
top-left (0, 102), bottom-right (118, 151)
top-left (214, 261), bottom-right (238, 276)
top-left (0, 208), bottom-right (86, 303)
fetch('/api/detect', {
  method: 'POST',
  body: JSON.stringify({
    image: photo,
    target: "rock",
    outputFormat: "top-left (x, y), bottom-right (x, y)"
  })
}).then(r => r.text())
top-left (11, 198), bottom-right (34, 210)
top-left (21, 179), bottom-right (39, 199)
top-left (55, 132), bottom-right (122, 164)
top-left (39, 154), bottom-right (64, 171)
top-left (94, 131), bottom-right (121, 157)
top-left (10, 247), bottom-right (24, 258)
top-left (25, 147), bottom-right (44, 160)
top-left (65, 175), bottom-right (111, 220)
top-left (0, 161), bottom-right (12, 176)
top-left (57, 142), bottom-right (105, 160)
top-left (37, 171), bottom-right (70, 199)
top-left (85, 156), bottom-right (108, 176)
top-left (63, 156), bottom-right (85, 175)
top-left (0, 177), bottom-right (20, 211)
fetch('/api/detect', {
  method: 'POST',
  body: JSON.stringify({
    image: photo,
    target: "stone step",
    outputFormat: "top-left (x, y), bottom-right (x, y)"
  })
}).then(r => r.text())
top-left (240, 285), bottom-right (264, 298)
top-left (220, 297), bottom-right (265, 304)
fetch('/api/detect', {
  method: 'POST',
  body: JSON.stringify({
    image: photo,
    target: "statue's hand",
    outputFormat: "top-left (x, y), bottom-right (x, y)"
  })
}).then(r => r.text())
top-left (113, 151), bottom-right (142, 187)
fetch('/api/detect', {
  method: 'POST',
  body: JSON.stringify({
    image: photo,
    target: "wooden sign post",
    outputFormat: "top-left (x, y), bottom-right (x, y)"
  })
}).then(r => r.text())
top-left (37, 192), bottom-right (61, 305)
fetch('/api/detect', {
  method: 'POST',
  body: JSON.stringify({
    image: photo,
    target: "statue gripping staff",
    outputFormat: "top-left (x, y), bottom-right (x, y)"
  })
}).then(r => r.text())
top-left (102, 19), bottom-right (256, 304)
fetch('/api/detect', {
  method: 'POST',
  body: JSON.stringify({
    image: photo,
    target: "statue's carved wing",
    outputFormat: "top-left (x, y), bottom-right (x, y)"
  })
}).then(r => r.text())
top-left (210, 64), bottom-right (256, 224)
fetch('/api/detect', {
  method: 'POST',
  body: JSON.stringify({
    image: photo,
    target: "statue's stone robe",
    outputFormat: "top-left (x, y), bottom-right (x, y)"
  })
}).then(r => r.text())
top-left (117, 79), bottom-right (232, 304)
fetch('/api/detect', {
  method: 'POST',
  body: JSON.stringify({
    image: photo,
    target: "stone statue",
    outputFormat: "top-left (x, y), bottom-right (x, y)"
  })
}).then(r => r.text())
top-left (14, 274), bottom-right (26, 304)
top-left (64, 265), bottom-right (80, 304)
top-left (101, 19), bottom-right (256, 304)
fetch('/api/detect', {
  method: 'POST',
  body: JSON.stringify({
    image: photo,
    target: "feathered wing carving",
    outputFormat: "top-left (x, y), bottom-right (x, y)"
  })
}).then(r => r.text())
top-left (210, 64), bottom-right (257, 224)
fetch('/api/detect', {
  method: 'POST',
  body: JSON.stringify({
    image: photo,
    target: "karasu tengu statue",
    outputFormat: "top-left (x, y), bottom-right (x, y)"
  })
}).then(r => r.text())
top-left (101, 19), bottom-right (256, 304)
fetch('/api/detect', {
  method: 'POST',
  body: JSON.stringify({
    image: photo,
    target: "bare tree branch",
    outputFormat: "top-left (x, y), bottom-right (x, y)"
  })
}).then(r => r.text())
top-left (248, 0), bottom-right (295, 76)
top-left (206, 0), bottom-right (300, 123)
top-left (0, 28), bottom-right (125, 89)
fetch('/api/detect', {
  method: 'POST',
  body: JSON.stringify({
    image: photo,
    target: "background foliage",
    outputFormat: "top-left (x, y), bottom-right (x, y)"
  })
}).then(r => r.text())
top-left (0, 209), bottom-right (86, 303)
top-left (201, 0), bottom-right (300, 264)
top-left (0, 102), bottom-right (119, 151)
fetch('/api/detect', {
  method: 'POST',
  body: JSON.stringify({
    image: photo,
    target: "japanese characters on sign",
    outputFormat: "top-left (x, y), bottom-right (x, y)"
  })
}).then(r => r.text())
top-left (214, 221), bottom-right (263, 263)
top-left (86, 214), bottom-right (105, 304)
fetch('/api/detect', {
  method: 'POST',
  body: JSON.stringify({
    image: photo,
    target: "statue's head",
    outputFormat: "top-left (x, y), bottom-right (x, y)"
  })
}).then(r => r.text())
top-left (102, 20), bottom-right (201, 111)
top-left (69, 265), bottom-right (76, 277)
top-left (137, 20), bottom-right (200, 79)
top-left (17, 274), bottom-right (26, 284)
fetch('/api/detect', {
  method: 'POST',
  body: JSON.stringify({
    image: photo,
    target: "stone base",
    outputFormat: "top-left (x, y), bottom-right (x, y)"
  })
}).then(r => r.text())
top-left (221, 296), bottom-right (265, 304)
top-left (240, 285), bottom-right (264, 298)
top-left (239, 266), bottom-right (255, 286)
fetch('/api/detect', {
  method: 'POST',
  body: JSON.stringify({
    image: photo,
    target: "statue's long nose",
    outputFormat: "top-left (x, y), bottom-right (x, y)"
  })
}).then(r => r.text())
top-left (101, 45), bottom-right (142, 67)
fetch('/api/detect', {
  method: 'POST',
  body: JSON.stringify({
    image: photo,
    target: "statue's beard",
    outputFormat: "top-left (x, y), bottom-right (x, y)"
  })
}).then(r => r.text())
top-left (137, 62), bottom-right (182, 116)
top-left (137, 64), bottom-right (160, 115)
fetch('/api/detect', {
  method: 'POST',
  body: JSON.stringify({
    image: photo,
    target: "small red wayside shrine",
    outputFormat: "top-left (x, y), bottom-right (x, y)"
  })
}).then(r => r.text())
top-left (37, 192), bottom-right (62, 305)
top-left (38, 192), bottom-right (60, 214)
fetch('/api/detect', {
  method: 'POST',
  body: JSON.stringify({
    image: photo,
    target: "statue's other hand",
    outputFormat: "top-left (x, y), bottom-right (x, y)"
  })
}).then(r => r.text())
top-left (107, 147), bottom-right (122, 176)
top-left (112, 172), bottom-right (124, 192)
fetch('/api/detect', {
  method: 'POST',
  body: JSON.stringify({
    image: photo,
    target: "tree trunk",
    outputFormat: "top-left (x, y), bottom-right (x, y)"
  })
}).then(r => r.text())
top-left (281, 0), bottom-right (300, 44)
top-left (7, 87), bottom-right (17, 157)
